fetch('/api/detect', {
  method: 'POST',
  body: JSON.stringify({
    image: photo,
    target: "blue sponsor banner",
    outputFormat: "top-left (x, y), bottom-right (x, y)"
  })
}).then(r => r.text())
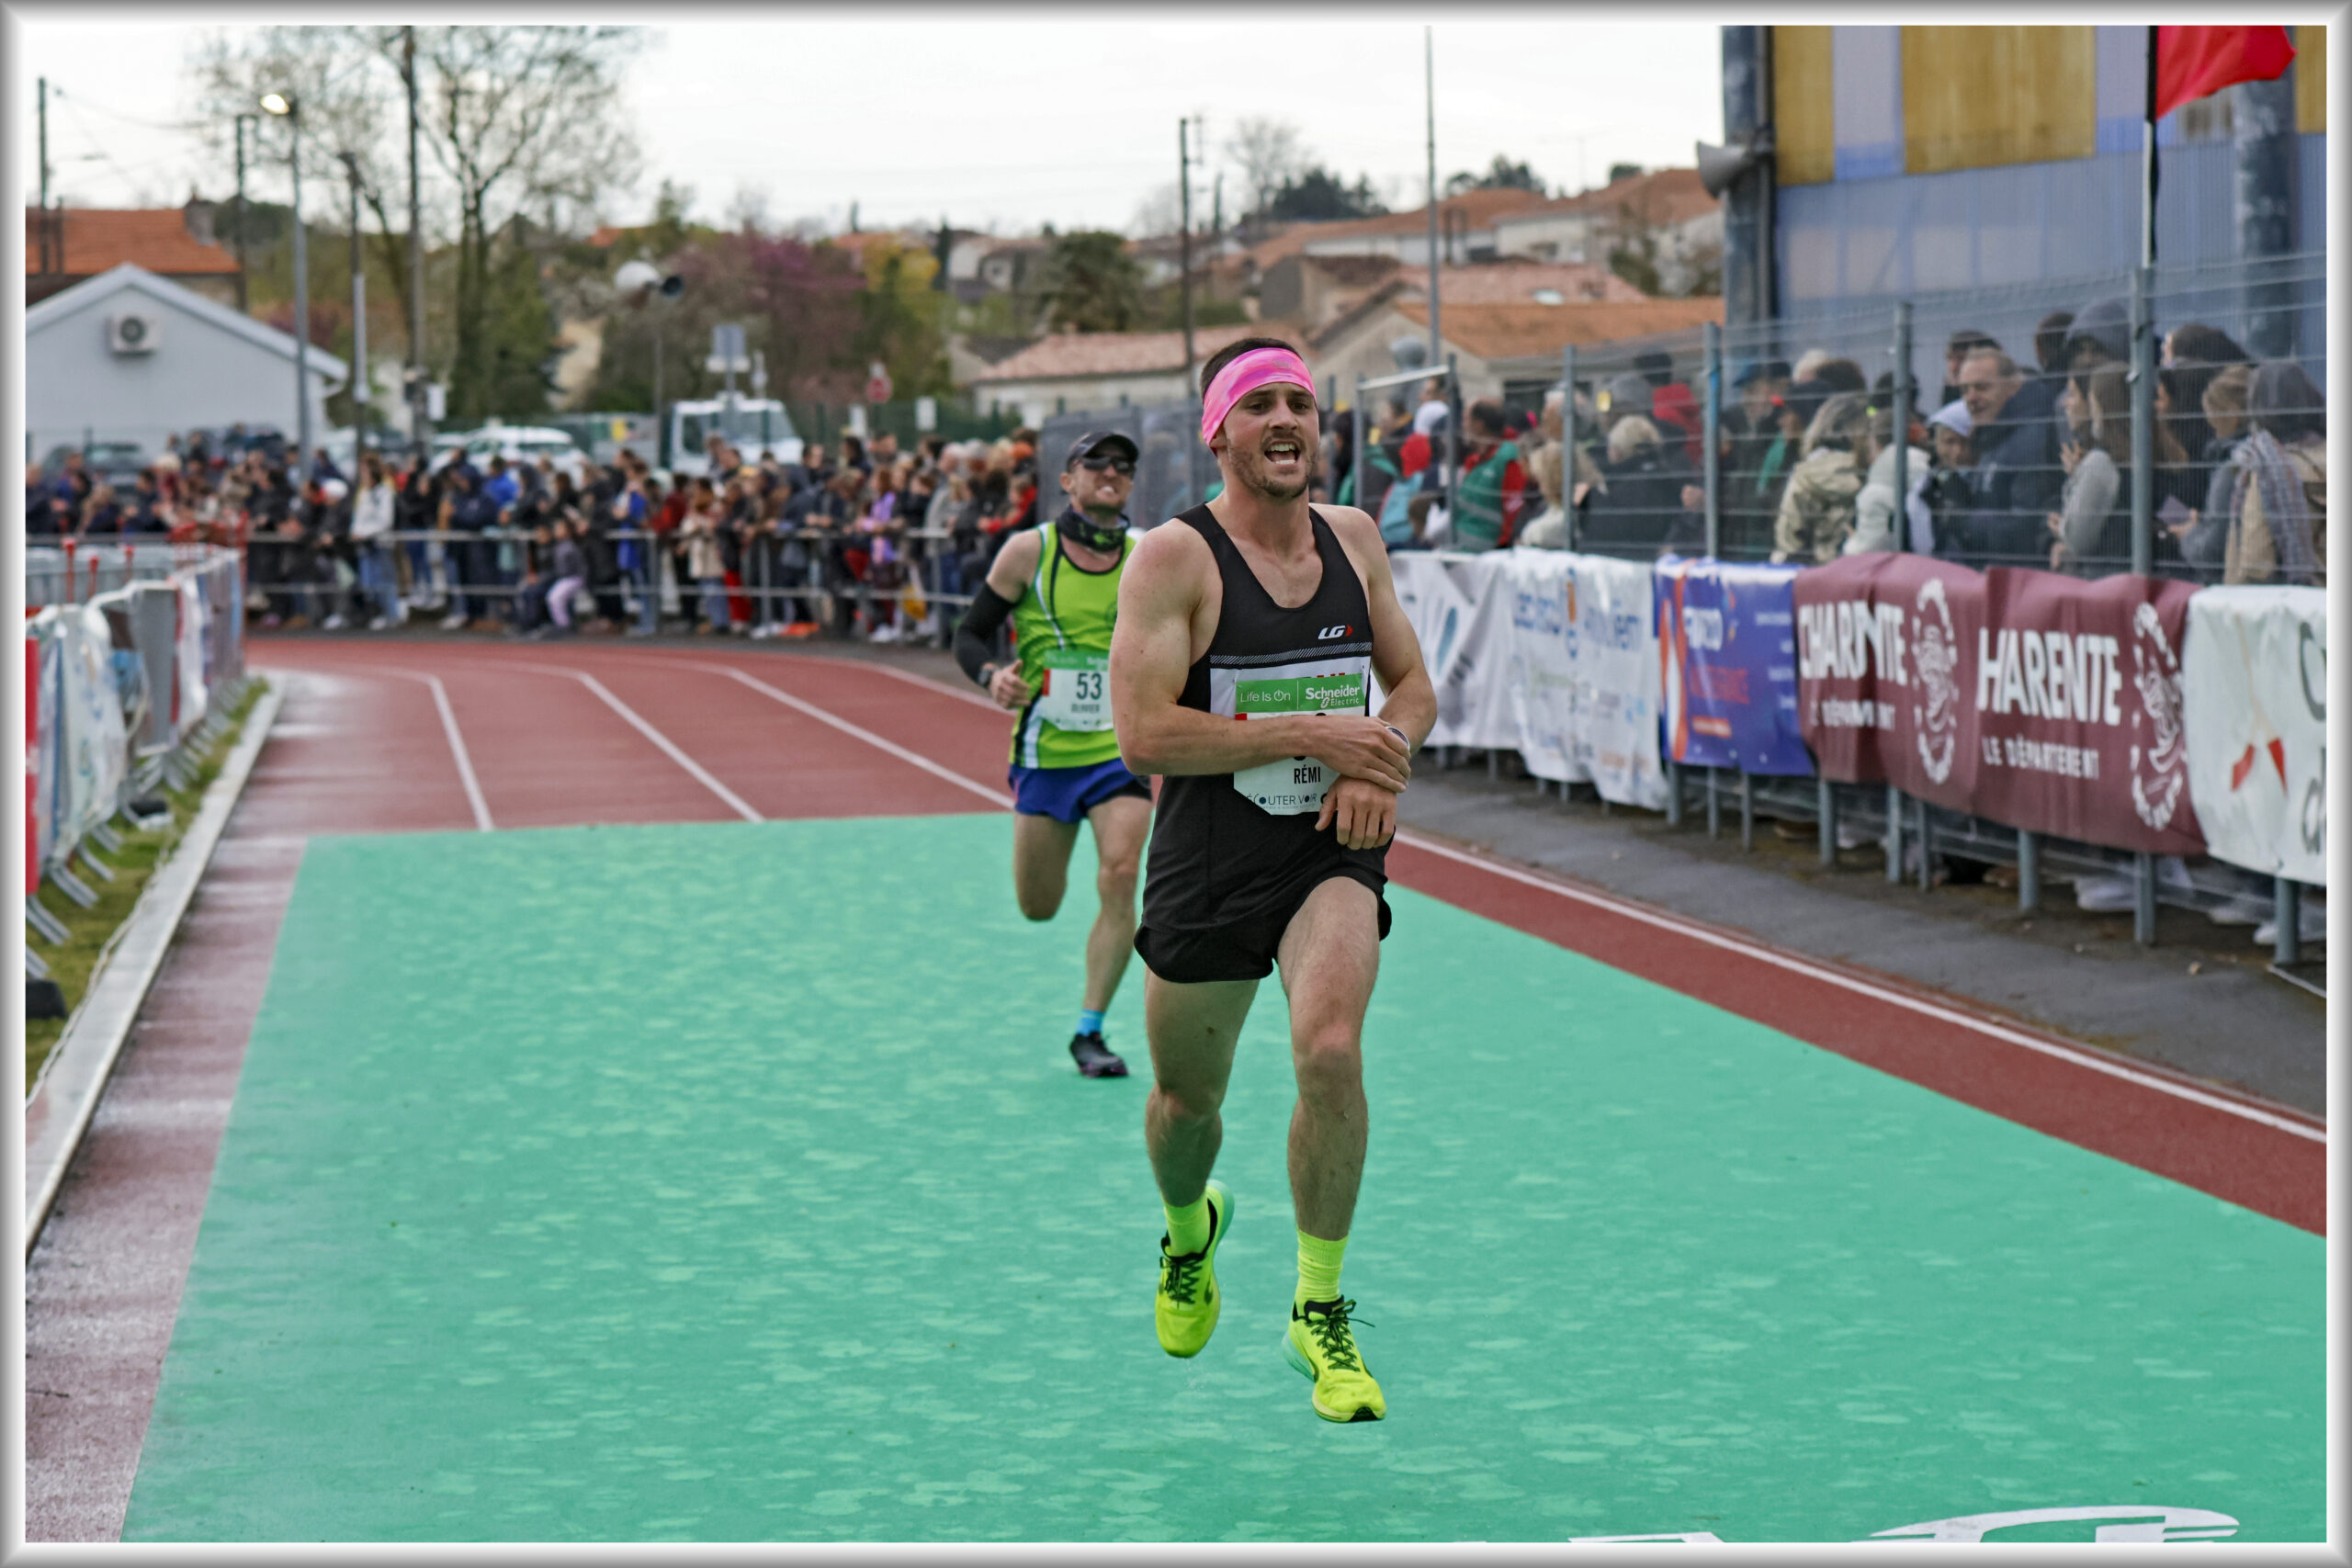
top-left (1655, 556), bottom-right (1814, 776)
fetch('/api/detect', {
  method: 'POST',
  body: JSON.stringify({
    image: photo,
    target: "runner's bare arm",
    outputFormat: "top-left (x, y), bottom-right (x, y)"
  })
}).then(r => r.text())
top-left (1314, 506), bottom-right (1434, 847)
top-left (1111, 522), bottom-right (1410, 786)
top-left (970, 530), bottom-right (1038, 708)
top-left (1323, 505), bottom-right (1436, 750)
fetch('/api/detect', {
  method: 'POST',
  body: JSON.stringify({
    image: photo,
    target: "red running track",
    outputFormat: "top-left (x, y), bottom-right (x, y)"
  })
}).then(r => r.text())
top-left (25, 635), bottom-right (2324, 1542)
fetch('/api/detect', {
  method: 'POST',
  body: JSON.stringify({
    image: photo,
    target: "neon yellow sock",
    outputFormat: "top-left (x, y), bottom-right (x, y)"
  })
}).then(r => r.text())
top-left (1295, 1230), bottom-right (1348, 1305)
top-left (1163, 1192), bottom-right (1213, 1256)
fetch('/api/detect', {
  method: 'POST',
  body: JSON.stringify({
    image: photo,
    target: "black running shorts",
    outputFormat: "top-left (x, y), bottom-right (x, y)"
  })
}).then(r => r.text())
top-left (1134, 865), bottom-right (1392, 985)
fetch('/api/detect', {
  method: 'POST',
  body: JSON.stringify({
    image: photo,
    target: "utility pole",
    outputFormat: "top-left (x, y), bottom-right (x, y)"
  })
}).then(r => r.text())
top-left (1178, 117), bottom-right (1197, 395)
top-left (1424, 27), bottom-right (1442, 367)
top-left (405, 26), bottom-right (429, 460)
top-left (38, 76), bottom-right (50, 209)
top-left (261, 93), bottom-right (309, 488)
top-left (233, 114), bottom-right (254, 312)
top-left (342, 152), bottom-right (368, 461)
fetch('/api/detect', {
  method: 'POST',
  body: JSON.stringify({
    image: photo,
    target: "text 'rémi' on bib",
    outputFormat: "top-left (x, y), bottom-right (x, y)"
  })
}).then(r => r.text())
top-left (1214, 657), bottom-right (1372, 815)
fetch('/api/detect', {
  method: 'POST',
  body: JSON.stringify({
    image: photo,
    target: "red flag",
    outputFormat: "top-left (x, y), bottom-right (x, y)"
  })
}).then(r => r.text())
top-left (2153, 26), bottom-right (2297, 120)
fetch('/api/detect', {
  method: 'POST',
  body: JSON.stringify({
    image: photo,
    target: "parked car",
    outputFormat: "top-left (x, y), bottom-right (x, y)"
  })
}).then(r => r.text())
top-left (429, 423), bottom-right (594, 483)
top-left (40, 440), bottom-right (148, 491)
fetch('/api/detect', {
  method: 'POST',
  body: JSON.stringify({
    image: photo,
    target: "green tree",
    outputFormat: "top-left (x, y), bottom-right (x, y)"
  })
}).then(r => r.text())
top-left (1263, 166), bottom-right (1387, 222)
top-left (1445, 154), bottom-right (1547, 197)
top-left (1040, 231), bottom-right (1145, 333)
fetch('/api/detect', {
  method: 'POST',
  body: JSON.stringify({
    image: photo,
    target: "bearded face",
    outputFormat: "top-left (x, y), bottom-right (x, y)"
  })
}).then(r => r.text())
top-left (1216, 383), bottom-right (1319, 503)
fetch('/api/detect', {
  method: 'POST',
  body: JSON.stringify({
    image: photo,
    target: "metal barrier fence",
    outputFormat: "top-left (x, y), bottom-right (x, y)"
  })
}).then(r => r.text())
top-left (1554, 250), bottom-right (2326, 581)
top-left (26, 545), bottom-right (252, 939)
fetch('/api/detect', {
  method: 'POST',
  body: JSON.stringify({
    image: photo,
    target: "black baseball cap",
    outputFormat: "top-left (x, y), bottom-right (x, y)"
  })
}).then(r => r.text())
top-left (1063, 430), bottom-right (1139, 471)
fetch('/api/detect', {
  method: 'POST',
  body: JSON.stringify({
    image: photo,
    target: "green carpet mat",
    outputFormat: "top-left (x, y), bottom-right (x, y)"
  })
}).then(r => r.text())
top-left (124, 816), bottom-right (2324, 1542)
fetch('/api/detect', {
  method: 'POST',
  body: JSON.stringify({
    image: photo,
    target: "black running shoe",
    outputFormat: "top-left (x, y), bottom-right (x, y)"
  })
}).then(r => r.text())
top-left (1069, 1031), bottom-right (1128, 1077)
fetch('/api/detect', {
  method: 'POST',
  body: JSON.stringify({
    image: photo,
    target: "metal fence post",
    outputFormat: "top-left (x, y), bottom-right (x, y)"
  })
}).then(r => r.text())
top-left (1666, 759), bottom-right (1683, 827)
top-left (1915, 794), bottom-right (1931, 890)
top-left (2135, 852), bottom-right (2158, 946)
top-left (1351, 374), bottom-right (1367, 518)
top-left (1885, 784), bottom-right (1904, 883)
top-left (1705, 768), bottom-right (1721, 838)
top-left (2017, 829), bottom-right (2040, 913)
top-left (1561, 344), bottom-right (1579, 551)
top-left (2274, 875), bottom-right (2301, 965)
top-left (1702, 320), bottom-right (1722, 558)
top-left (1818, 778), bottom-right (1837, 867)
top-left (1442, 352), bottom-right (1460, 531)
top-left (2130, 264), bottom-right (2154, 578)
top-left (1891, 300), bottom-right (1913, 552)
top-left (1739, 771), bottom-right (1753, 851)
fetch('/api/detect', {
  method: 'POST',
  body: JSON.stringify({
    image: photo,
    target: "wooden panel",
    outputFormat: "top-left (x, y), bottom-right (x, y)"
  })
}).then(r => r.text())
top-left (1901, 27), bottom-right (2097, 175)
top-left (1774, 26), bottom-right (1837, 186)
top-left (2297, 25), bottom-right (2326, 134)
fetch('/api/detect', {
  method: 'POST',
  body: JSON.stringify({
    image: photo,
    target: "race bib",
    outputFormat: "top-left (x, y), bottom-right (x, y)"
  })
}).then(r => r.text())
top-left (1229, 668), bottom-right (1368, 815)
top-left (1033, 649), bottom-right (1112, 731)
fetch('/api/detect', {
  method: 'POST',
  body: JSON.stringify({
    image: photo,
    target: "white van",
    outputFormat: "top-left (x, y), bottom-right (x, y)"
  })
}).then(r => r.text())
top-left (668, 398), bottom-right (803, 479)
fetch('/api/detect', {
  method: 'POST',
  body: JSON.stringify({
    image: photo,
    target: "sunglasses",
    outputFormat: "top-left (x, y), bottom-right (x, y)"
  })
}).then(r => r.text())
top-left (1078, 456), bottom-right (1136, 476)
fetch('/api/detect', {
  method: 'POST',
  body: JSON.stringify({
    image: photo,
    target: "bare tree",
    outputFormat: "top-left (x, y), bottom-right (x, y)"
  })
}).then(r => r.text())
top-left (1129, 180), bottom-right (1183, 240)
top-left (190, 25), bottom-right (642, 413)
top-left (1224, 117), bottom-right (1306, 218)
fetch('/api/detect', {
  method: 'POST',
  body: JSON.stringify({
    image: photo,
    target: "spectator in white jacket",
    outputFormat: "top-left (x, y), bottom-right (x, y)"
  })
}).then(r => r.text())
top-left (1844, 406), bottom-right (1935, 555)
top-left (350, 453), bottom-right (406, 629)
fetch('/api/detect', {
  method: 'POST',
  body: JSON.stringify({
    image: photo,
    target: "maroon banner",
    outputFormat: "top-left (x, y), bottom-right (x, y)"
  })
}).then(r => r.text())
top-left (1797, 559), bottom-right (2206, 856)
top-left (1792, 553), bottom-right (1984, 812)
top-left (1973, 568), bottom-right (2203, 856)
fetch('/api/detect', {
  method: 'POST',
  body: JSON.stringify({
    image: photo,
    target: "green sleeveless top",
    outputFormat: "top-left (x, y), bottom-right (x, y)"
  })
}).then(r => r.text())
top-left (1010, 513), bottom-right (1133, 770)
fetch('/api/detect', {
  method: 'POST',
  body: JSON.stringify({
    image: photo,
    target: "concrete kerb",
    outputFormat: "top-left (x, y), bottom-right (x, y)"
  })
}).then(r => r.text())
top-left (23, 678), bottom-right (285, 1254)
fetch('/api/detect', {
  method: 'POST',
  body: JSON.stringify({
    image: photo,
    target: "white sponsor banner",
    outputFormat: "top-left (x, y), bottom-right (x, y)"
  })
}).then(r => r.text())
top-left (1497, 548), bottom-right (1584, 783)
top-left (177, 574), bottom-right (211, 733)
top-left (1440, 554), bottom-right (1521, 750)
top-left (2182, 585), bottom-right (2325, 885)
top-left (54, 605), bottom-right (128, 852)
top-left (1387, 552), bottom-right (1473, 696)
top-left (1565, 553), bottom-right (1668, 809)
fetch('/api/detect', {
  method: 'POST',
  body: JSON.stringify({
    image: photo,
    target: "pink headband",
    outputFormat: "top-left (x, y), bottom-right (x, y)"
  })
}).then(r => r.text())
top-left (1201, 346), bottom-right (1316, 446)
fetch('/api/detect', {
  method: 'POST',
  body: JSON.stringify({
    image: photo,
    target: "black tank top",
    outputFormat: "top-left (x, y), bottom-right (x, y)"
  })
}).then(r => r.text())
top-left (1140, 504), bottom-right (1386, 933)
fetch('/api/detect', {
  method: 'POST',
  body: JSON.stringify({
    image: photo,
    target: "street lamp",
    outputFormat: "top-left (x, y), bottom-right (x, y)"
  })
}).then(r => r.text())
top-left (616, 260), bottom-right (684, 467)
top-left (261, 91), bottom-right (309, 490)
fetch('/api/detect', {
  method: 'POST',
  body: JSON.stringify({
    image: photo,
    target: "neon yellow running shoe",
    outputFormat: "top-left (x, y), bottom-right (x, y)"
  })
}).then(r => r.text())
top-left (1283, 1297), bottom-right (1385, 1422)
top-left (1153, 1180), bottom-right (1232, 1359)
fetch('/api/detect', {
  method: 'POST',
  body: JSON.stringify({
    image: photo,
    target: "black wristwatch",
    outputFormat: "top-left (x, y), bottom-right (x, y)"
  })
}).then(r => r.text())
top-left (1384, 723), bottom-right (1411, 750)
top-left (978, 661), bottom-right (1000, 690)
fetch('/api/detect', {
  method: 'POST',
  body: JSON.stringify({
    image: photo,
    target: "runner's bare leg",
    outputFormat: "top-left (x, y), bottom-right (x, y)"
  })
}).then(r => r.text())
top-left (1081, 795), bottom-right (1152, 1012)
top-left (1011, 813), bottom-right (1080, 921)
top-left (1276, 877), bottom-right (1382, 1240)
top-left (1143, 973), bottom-right (1257, 1208)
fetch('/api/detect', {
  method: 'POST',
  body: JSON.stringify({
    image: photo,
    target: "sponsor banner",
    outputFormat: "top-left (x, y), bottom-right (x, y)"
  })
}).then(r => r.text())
top-left (1566, 554), bottom-right (1669, 809)
top-left (1498, 548), bottom-right (1583, 783)
top-left (2182, 586), bottom-right (2325, 884)
top-left (1973, 569), bottom-right (2203, 856)
top-left (1793, 552), bottom-right (1985, 807)
top-left (1389, 551), bottom-right (1473, 696)
top-left (1655, 555), bottom-right (1813, 777)
top-left (28, 627), bottom-right (52, 890)
top-left (53, 605), bottom-right (129, 853)
top-left (177, 574), bottom-right (210, 733)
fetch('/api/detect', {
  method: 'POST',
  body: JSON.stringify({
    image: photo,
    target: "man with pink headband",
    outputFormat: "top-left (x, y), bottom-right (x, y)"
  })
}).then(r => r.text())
top-left (1109, 335), bottom-right (1437, 1423)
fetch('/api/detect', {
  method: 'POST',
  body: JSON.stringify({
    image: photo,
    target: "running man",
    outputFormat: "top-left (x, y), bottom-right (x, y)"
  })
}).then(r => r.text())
top-left (955, 431), bottom-right (1153, 1079)
top-left (1109, 338), bottom-right (1436, 1423)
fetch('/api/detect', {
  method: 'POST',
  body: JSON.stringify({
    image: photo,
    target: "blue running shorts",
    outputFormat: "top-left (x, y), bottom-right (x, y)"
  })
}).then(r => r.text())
top-left (1008, 757), bottom-right (1152, 824)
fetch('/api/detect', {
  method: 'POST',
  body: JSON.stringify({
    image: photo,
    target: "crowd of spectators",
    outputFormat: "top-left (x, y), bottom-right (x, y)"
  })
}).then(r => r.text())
top-left (27, 423), bottom-right (1069, 643)
top-left (1314, 304), bottom-right (2324, 587)
top-left (1506, 304), bottom-right (2326, 585)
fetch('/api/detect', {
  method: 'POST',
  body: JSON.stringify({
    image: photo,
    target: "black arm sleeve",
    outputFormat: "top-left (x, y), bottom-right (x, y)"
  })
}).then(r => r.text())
top-left (954, 581), bottom-right (1018, 686)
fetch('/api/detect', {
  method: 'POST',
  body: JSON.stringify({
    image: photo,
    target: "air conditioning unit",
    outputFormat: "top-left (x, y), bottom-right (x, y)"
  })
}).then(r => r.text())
top-left (107, 310), bottom-right (160, 355)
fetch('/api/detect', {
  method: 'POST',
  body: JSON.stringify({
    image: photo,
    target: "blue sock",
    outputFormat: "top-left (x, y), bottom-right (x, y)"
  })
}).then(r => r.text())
top-left (1077, 1009), bottom-right (1106, 1039)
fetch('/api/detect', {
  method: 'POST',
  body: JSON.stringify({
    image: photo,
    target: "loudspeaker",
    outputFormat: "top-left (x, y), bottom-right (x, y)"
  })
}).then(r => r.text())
top-left (1694, 142), bottom-right (1753, 200)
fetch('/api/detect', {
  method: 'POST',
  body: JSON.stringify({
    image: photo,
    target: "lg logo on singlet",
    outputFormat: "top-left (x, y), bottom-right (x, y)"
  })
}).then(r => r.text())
top-left (1317, 625), bottom-right (1353, 640)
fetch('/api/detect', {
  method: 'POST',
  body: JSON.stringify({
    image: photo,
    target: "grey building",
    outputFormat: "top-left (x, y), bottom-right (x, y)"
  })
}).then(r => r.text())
top-left (26, 262), bottom-right (345, 465)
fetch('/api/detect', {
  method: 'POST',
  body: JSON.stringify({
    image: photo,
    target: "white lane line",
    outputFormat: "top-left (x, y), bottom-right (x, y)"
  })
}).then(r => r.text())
top-left (507, 660), bottom-right (763, 823)
top-left (839, 658), bottom-right (1005, 712)
top-left (376, 669), bottom-right (494, 831)
top-left (1391, 830), bottom-right (2327, 1144)
top-left (660, 659), bottom-right (1013, 809)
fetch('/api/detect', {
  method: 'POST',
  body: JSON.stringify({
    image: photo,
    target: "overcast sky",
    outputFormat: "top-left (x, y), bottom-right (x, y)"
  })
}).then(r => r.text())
top-left (17, 12), bottom-right (1723, 237)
